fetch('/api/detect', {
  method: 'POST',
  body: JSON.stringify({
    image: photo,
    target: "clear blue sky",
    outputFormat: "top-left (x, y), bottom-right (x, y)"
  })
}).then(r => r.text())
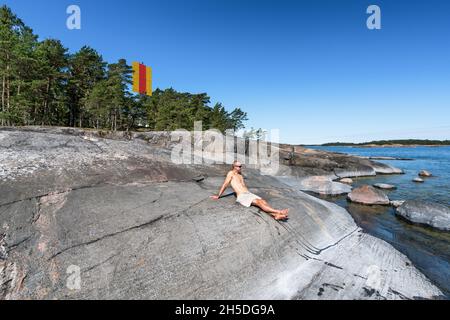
top-left (3, 0), bottom-right (450, 144)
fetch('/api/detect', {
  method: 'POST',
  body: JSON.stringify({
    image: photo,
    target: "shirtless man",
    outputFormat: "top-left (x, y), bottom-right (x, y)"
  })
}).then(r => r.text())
top-left (210, 161), bottom-right (289, 221)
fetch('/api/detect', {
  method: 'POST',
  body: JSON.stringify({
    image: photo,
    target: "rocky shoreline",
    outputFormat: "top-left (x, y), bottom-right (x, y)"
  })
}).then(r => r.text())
top-left (0, 127), bottom-right (444, 299)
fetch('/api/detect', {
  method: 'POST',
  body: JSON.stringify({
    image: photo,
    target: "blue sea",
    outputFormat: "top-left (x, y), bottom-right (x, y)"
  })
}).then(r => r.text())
top-left (307, 146), bottom-right (450, 298)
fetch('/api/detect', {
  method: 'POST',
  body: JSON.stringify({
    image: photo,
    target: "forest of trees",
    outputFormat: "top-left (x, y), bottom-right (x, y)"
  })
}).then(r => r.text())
top-left (0, 5), bottom-right (248, 132)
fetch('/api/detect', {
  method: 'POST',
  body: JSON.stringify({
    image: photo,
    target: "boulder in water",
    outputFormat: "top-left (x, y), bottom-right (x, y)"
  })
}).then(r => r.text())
top-left (419, 170), bottom-right (432, 177)
top-left (293, 176), bottom-right (352, 195)
top-left (374, 183), bottom-right (396, 190)
top-left (396, 201), bottom-right (450, 231)
top-left (339, 178), bottom-right (353, 184)
top-left (390, 200), bottom-right (406, 208)
top-left (347, 185), bottom-right (390, 205)
top-left (370, 161), bottom-right (404, 175)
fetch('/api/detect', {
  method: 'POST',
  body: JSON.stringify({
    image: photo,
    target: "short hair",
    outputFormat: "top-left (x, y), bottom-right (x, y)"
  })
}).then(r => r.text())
top-left (231, 160), bottom-right (240, 170)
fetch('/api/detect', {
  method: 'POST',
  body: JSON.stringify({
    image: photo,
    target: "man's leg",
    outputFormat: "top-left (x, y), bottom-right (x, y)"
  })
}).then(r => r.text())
top-left (252, 199), bottom-right (289, 220)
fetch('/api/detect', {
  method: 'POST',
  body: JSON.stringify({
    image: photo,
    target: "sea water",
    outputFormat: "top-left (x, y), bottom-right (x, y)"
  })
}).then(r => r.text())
top-left (307, 145), bottom-right (450, 298)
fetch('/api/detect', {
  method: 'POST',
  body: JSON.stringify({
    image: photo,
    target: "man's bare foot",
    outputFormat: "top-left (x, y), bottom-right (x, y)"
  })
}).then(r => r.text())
top-left (278, 209), bottom-right (289, 216)
top-left (273, 213), bottom-right (288, 221)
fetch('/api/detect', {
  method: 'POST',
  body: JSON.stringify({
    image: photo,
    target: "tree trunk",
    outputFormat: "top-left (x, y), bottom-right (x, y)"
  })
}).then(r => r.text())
top-left (6, 76), bottom-right (10, 126)
top-left (114, 109), bottom-right (117, 132)
top-left (5, 54), bottom-right (10, 126)
top-left (43, 77), bottom-right (51, 125)
top-left (69, 103), bottom-right (74, 127)
top-left (41, 100), bottom-right (45, 126)
top-left (110, 109), bottom-right (114, 131)
top-left (32, 103), bottom-right (37, 125)
top-left (1, 75), bottom-right (5, 126)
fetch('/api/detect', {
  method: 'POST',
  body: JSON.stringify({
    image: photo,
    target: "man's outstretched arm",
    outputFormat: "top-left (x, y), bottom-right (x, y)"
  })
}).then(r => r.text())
top-left (210, 172), bottom-right (233, 200)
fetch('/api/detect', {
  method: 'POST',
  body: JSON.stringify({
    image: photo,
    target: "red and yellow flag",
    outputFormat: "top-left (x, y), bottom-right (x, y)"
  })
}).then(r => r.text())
top-left (132, 62), bottom-right (152, 96)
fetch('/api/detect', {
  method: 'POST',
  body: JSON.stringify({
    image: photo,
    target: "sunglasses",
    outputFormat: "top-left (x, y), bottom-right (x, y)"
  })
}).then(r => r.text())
top-left (235, 165), bottom-right (243, 168)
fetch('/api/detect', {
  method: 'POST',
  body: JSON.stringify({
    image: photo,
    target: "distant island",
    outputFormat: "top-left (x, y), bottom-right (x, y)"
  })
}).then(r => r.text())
top-left (307, 139), bottom-right (450, 147)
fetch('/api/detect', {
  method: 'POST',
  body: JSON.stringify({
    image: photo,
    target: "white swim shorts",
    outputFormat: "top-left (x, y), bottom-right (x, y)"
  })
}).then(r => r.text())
top-left (236, 192), bottom-right (262, 208)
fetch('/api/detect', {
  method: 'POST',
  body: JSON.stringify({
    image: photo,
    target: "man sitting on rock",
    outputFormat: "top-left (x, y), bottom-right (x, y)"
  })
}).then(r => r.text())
top-left (210, 161), bottom-right (289, 221)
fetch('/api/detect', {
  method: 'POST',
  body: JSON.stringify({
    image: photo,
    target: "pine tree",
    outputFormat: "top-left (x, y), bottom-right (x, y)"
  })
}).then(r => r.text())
top-left (228, 108), bottom-right (248, 131)
top-left (34, 39), bottom-right (68, 125)
top-left (105, 59), bottom-right (132, 131)
top-left (0, 5), bottom-right (249, 132)
top-left (209, 103), bottom-right (230, 132)
top-left (85, 80), bottom-right (109, 129)
top-left (10, 23), bottom-right (37, 125)
top-left (0, 5), bottom-right (37, 125)
top-left (67, 46), bottom-right (106, 127)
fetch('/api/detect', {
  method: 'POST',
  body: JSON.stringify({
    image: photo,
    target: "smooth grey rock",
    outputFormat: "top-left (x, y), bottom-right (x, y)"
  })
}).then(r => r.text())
top-left (0, 234), bottom-right (7, 260)
top-left (339, 178), bottom-right (353, 184)
top-left (413, 178), bottom-right (424, 183)
top-left (390, 200), bottom-right (406, 208)
top-left (419, 170), bottom-right (432, 177)
top-left (286, 176), bottom-right (352, 195)
top-left (370, 161), bottom-right (404, 175)
top-left (0, 128), bottom-right (442, 300)
top-left (276, 144), bottom-right (403, 179)
top-left (347, 185), bottom-right (390, 205)
top-left (374, 183), bottom-right (397, 190)
top-left (396, 201), bottom-right (450, 231)
top-left (334, 166), bottom-right (376, 178)
top-left (192, 175), bottom-right (206, 182)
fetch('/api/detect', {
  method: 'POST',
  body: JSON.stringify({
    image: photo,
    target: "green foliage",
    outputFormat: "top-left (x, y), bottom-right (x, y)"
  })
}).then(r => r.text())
top-left (243, 127), bottom-right (268, 140)
top-left (68, 46), bottom-right (106, 127)
top-left (0, 5), bottom-right (248, 132)
top-left (0, 5), bottom-right (38, 125)
top-left (141, 89), bottom-right (247, 132)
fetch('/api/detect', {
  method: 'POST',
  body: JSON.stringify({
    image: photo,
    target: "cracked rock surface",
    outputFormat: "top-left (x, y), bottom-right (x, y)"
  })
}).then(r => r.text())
top-left (0, 127), bottom-right (443, 299)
